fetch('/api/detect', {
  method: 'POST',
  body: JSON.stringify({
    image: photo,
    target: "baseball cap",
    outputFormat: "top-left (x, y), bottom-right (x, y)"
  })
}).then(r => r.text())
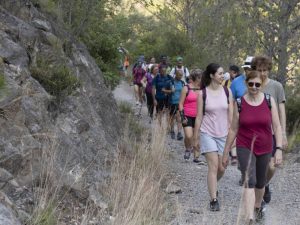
top-left (176, 56), bottom-right (183, 62)
top-left (241, 56), bottom-right (254, 68)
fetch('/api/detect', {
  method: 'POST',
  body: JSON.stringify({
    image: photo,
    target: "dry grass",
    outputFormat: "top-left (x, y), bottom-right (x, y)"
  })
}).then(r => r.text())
top-left (107, 120), bottom-right (169, 225)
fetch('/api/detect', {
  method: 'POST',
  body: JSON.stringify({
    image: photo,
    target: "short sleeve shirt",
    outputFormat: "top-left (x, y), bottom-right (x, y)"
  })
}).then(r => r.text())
top-left (230, 74), bottom-right (246, 100)
top-left (152, 74), bottom-right (173, 100)
top-left (263, 79), bottom-right (286, 105)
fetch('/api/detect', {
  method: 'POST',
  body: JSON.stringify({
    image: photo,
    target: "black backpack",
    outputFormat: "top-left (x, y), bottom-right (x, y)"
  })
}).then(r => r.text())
top-left (236, 93), bottom-right (271, 113)
top-left (202, 86), bottom-right (230, 115)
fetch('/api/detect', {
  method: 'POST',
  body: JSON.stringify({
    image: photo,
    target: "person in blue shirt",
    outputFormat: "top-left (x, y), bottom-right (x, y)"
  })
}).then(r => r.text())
top-left (169, 70), bottom-right (185, 140)
top-left (152, 65), bottom-right (173, 124)
top-left (230, 56), bottom-right (254, 100)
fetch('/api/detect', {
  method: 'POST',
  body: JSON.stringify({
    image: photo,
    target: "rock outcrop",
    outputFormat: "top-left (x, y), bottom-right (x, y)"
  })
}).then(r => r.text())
top-left (0, 1), bottom-right (122, 223)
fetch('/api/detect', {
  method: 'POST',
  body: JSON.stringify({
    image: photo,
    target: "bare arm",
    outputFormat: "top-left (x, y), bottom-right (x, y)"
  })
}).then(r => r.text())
top-left (178, 86), bottom-right (188, 111)
top-left (222, 102), bottom-right (239, 168)
top-left (271, 97), bottom-right (283, 165)
top-left (193, 91), bottom-right (204, 147)
top-left (228, 89), bottom-right (234, 128)
top-left (278, 102), bottom-right (288, 149)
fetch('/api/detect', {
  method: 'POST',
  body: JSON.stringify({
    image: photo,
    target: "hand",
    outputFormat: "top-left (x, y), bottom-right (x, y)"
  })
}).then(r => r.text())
top-left (154, 99), bottom-right (157, 107)
top-left (274, 149), bottom-right (283, 166)
top-left (282, 134), bottom-right (288, 149)
top-left (222, 154), bottom-right (229, 169)
top-left (182, 117), bottom-right (188, 125)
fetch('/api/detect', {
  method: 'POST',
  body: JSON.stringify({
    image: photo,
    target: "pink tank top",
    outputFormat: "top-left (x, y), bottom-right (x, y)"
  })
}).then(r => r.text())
top-left (237, 97), bottom-right (272, 155)
top-left (200, 88), bottom-right (229, 137)
top-left (183, 86), bottom-right (199, 117)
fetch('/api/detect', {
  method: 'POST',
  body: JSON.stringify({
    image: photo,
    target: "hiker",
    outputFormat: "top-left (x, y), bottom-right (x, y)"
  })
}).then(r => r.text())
top-left (146, 57), bottom-right (156, 73)
top-left (251, 55), bottom-right (288, 204)
top-left (178, 69), bottom-right (202, 163)
top-left (193, 63), bottom-right (233, 211)
top-left (223, 65), bottom-right (241, 165)
top-left (158, 55), bottom-right (172, 74)
top-left (169, 69), bottom-right (185, 140)
top-left (222, 70), bottom-right (282, 223)
top-left (169, 56), bottom-right (190, 84)
top-left (152, 65), bottom-right (173, 125)
top-left (141, 64), bottom-right (159, 122)
top-left (230, 56), bottom-right (254, 185)
top-left (132, 60), bottom-right (146, 106)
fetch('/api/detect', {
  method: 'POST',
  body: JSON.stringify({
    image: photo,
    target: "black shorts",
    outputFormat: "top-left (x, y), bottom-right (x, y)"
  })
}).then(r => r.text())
top-left (170, 104), bottom-right (179, 116)
top-left (156, 99), bottom-right (169, 112)
top-left (134, 82), bottom-right (143, 87)
top-left (182, 116), bottom-right (196, 128)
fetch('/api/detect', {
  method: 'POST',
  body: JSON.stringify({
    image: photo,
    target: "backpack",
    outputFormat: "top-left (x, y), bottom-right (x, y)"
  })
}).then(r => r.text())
top-left (174, 66), bottom-right (188, 82)
top-left (185, 84), bottom-right (200, 97)
top-left (202, 86), bottom-right (230, 115)
top-left (236, 93), bottom-right (271, 113)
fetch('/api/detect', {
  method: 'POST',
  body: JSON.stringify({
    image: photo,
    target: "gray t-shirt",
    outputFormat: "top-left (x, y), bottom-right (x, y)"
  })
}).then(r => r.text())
top-left (263, 79), bottom-right (286, 105)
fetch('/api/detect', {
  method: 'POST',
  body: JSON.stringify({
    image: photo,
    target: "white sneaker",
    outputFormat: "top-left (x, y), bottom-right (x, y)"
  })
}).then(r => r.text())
top-left (136, 101), bottom-right (139, 105)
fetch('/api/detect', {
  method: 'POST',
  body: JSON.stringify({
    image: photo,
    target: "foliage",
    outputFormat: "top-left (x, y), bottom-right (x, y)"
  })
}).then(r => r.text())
top-left (30, 58), bottom-right (80, 103)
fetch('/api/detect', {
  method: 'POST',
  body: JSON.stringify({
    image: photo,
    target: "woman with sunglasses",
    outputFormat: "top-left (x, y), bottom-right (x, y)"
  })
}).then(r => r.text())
top-left (222, 70), bottom-right (282, 223)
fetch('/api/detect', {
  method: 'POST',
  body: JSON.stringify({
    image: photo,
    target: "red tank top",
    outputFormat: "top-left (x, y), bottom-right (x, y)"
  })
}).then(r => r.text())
top-left (236, 96), bottom-right (272, 155)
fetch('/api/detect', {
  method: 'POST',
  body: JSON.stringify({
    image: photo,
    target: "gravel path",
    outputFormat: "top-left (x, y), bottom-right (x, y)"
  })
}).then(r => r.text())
top-left (113, 81), bottom-right (300, 225)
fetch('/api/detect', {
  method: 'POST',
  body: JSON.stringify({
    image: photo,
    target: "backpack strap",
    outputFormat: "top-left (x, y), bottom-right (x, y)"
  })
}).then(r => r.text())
top-left (223, 86), bottom-right (230, 104)
top-left (202, 88), bottom-right (207, 115)
top-left (264, 93), bottom-right (272, 110)
top-left (224, 80), bottom-right (229, 87)
top-left (236, 97), bottom-right (242, 113)
top-left (185, 84), bottom-right (191, 97)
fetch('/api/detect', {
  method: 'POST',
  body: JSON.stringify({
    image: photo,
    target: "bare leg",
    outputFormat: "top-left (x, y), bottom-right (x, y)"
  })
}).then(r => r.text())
top-left (254, 188), bottom-right (265, 208)
top-left (266, 157), bottom-right (276, 184)
top-left (205, 152), bottom-right (219, 200)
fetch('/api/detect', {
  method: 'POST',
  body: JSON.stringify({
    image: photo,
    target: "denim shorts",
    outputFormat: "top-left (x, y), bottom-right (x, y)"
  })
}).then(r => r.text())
top-left (200, 132), bottom-right (226, 155)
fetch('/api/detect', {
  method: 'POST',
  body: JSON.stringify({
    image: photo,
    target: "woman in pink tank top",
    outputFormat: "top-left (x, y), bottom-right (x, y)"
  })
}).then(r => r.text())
top-left (193, 63), bottom-right (233, 212)
top-left (178, 69), bottom-right (202, 162)
top-left (222, 70), bottom-right (282, 223)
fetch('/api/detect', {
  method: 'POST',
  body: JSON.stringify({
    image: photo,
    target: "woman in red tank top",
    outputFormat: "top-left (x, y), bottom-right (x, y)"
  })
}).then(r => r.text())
top-left (222, 70), bottom-right (282, 223)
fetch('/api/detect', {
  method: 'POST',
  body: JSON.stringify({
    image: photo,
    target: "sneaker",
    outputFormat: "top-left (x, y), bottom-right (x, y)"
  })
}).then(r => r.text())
top-left (248, 219), bottom-right (254, 225)
top-left (177, 132), bottom-right (183, 140)
top-left (231, 156), bottom-right (238, 166)
top-left (136, 101), bottom-right (139, 105)
top-left (193, 158), bottom-right (201, 163)
top-left (239, 175), bottom-right (245, 186)
top-left (184, 150), bottom-right (191, 160)
top-left (209, 198), bottom-right (220, 211)
top-left (255, 205), bottom-right (266, 221)
top-left (170, 131), bottom-right (175, 139)
top-left (263, 184), bottom-right (271, 203)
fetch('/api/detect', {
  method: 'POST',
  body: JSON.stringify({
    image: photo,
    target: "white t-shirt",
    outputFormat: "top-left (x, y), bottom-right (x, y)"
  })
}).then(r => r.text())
top-left (169, 66), bottom-right (190, 83)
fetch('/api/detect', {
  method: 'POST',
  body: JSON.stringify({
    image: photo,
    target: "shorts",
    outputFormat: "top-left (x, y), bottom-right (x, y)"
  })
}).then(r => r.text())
top-left (200, 132), bottom-right (226, 155)
top-left (182, 116), bottom-right (196, 128)
top-left (237, 147), bottom-right (271, 188)
top-left (134, 82), bottom-right (142, 87)
top-left (170, 104), bottom-right (179, 116)
top-left (156, 98), bottom-right (169, 113)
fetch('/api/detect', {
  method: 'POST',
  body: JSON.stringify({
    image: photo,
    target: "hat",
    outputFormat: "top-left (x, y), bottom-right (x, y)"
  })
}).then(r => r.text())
top-left (241, 56), bottom-right (254, 68)
top-left (176, 56), bottom-right (183, 62)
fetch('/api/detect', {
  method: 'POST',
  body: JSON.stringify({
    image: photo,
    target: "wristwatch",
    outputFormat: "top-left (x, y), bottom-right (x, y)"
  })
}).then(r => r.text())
top-left (275, 146), bottom-right (283, 151)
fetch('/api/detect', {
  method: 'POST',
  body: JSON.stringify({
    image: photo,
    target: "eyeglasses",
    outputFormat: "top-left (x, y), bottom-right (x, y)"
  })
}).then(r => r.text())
top-left (248, 82), bottom-right (261, 88)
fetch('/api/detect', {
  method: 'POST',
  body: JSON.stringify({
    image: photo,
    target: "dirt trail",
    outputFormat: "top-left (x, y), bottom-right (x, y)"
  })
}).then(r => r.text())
top-left (113, 81), bottom-right (300, 225)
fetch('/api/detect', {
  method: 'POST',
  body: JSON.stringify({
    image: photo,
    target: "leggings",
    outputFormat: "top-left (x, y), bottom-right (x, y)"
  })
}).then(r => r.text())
top-left (237, 148), bottom-right (271, 189)
top-left (146, 92), bottom-right (154, 117)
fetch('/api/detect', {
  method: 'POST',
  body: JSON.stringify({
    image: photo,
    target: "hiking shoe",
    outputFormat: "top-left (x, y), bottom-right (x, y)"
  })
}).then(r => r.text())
top-left (239, 175), bottom-right (244, 186)
top-left (184, 150), bottom-right (191, 160)
top-left (177, 132), bottom-right (183, 140)
top-left (231, 156), bottom-right (238, 166)
top-left (209, 198), bottom-right (220, 211)
top-left (170, 131), bottom-right (175, 139)
top-left (255, 205), bottom-right (266, 221)
top-left (263, 184), bottom-right (271, 203)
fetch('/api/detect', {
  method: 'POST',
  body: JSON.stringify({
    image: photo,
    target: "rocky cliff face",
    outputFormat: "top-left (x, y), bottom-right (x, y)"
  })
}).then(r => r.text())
top-left (0, 1), bottom-right (122, 223)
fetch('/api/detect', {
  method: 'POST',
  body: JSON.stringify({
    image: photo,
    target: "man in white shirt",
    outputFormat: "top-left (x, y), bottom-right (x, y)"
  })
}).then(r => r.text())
top-left (169, 56), bottom-right (190, 83)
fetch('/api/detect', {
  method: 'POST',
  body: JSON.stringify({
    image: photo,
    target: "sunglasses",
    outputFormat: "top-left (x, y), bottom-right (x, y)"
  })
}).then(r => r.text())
top-left (248, 82), bottom-right (261, 88)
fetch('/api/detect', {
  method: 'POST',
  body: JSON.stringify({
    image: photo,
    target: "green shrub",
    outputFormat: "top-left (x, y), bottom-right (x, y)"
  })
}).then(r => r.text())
top-left (30, 59), bottom-right (80, 103)
top-left (286, 95), bottom-right (300, 134)
top-left (103, 71), bottom-right (121, 89)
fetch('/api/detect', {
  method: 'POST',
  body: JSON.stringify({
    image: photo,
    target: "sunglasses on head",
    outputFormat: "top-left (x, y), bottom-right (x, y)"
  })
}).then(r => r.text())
top-left (248, 82), bottom-right (261, 88)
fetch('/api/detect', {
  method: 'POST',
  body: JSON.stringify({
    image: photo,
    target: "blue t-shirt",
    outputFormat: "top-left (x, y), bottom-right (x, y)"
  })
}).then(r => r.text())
top-left (230, 74), bottom-right (246, 100)
top-left (170, 80), bottom-right (184, 104)
top-left (152, 74), bottom-right (173, 100)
